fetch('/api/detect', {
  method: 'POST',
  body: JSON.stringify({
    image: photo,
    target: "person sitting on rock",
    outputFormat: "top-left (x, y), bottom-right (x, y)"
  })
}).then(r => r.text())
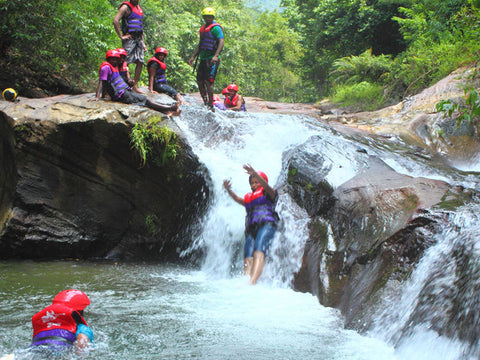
top-left (224, 83), bottom-right (246, 111)
top-left (94, 49), bottom-right (180, 116)
top-left (147, 47), bottom-right (186, 105)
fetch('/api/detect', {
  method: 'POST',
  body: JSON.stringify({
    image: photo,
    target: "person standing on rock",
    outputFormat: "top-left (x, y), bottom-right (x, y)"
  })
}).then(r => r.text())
top-left (113, 0), bottom-right (146, 93)
top-left (188, 7), bottom-right (224, 111)
top-left (223, 164), bottom-right (279, 285)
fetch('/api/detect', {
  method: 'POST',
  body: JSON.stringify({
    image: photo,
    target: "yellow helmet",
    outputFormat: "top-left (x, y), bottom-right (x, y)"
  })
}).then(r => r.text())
top-left (202, 7), bottom-right (215, 16)
top-left (2, 88), bottom-right (17, 101)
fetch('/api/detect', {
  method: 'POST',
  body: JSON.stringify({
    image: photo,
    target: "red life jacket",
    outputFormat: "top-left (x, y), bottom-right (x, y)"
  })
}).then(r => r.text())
top-left (225, 93), bottom-right (239, 107)
top-left (199, 22), bottom-right (223, 51)
top-left (244, 187), bottom-right (277, 227)
top-left (121, 2), bottom-right (144, 34)
top-left (32, 303), bottom-right (84, 338)
top-left (147, 56), bottom-right (167, 84)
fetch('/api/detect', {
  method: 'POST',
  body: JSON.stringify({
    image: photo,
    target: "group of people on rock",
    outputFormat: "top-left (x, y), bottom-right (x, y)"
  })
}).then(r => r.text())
top-left (93, 1), bottom-right (246, 114)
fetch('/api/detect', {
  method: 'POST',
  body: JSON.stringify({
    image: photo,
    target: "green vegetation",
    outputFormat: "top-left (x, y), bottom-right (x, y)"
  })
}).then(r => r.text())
top-left (145, 214), bottom-right (159, 236)
top-left (130, 117), bottom-right (178, 167)
top-left (2, 0), bottom-right (479, 109)
top-left (436, 86), bottom-right (480, 133)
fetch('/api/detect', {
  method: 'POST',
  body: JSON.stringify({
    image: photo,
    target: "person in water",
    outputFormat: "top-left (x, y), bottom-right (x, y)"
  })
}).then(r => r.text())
top-left (188, 7), bottom-right (225, 111)
top-left (223, 164), bottom-right (278, 285)
top-left (31, 289), bottom-right (93, 352)
top-left (113, 0), bottom-right (146, 93)
top-left (147, 47), bottom-right (186, 105)
top-left (224, 83), bottom-right (246, 111)
top-left (94, 50), bottom-right (181, 116)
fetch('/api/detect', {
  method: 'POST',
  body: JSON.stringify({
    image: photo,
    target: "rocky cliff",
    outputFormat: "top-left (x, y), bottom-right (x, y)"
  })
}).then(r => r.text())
top-left (0, 93), bottom-right (210, 260)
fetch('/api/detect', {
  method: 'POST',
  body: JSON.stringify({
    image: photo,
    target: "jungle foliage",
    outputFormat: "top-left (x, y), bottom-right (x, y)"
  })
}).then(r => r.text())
top-left (1, 0), bottom-right (479, 106)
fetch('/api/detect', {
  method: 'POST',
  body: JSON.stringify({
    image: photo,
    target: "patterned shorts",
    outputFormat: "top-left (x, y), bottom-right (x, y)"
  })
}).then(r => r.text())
top-left (122, 33), bottom-right (145, 64)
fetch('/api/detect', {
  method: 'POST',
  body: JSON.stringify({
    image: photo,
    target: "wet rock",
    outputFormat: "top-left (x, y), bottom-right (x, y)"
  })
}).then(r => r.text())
top-left (0, 93), bottom-right (209, 261)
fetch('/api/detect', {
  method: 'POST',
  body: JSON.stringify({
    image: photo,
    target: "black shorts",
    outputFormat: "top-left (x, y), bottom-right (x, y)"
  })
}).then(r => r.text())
top-left (196, 59), bottom-right (220, 83)
top-left (119, 89), bottom-right (147, 106)
top-left (153, 83), bottom-right (179, 99)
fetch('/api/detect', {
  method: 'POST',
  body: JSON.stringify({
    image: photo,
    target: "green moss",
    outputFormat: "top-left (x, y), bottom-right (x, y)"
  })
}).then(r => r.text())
top-left (130, 116), bottom-right (178, 167)
top-left (287, 167), bottom-right (297, 185)
top-left (145, 214), bottom-right (159, 236)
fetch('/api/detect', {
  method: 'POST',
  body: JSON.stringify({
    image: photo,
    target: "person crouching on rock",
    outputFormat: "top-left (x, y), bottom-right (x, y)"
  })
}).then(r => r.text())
top-left (31, 289), bottom-right (93, 353)
top-left (147, 47), bottom-right (186, 105)
top-left (223, 164), bottom-right (279, 285)
top-left (224, 83), bottom-right (246, 111)
top-left (94, 49), bottom-right (180, 116)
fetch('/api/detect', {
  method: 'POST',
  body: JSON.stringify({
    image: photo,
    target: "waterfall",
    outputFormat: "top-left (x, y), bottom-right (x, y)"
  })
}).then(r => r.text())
top-left (175, 105), bottom-right (322, 285)
top-left (173, 101), bottom-right (480, 359)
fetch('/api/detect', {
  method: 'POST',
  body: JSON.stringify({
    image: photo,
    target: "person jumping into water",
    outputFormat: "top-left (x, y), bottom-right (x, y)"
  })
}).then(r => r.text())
top-left (223, 164), bottom-right (279, 285)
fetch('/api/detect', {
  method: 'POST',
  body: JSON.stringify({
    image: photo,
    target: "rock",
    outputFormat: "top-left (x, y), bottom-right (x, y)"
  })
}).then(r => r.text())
top-left (0, 93), bottom-right (210, 261)
top-left (288, 139), bottom-right (475, 328)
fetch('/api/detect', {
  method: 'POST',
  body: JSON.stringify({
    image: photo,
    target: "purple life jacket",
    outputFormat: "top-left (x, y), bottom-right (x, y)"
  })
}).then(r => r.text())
top-left (244, 187), bottom-right (277, 228)
top-left (199, 22), bottom-right (222, 51)
top-left (121, 2), bottom-right (143, 34)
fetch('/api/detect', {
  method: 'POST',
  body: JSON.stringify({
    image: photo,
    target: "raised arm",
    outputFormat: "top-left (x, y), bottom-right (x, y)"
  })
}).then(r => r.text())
top-left (243, 164), bottom-right (276, 200)
top-left (223, 179), bottom-right (245, 206)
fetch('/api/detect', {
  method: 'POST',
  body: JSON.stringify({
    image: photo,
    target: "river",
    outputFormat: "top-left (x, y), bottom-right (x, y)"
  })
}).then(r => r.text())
top-left (0, 101), bottom-right (478, 359)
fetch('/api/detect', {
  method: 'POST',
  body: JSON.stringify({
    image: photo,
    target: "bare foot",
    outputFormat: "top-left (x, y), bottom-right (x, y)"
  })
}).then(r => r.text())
top-left (166, 109), bottom-right (182, 117)
top-left (132, 85), bottom-right (144, 94)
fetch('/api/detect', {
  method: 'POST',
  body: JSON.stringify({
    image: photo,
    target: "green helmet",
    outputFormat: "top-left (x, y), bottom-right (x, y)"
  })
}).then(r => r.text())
top-left (202, 7), bottom-right (215, 16)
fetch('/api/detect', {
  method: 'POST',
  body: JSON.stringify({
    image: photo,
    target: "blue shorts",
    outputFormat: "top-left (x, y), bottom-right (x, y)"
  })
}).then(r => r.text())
top-left (244, 223), bottom-right (276, 258)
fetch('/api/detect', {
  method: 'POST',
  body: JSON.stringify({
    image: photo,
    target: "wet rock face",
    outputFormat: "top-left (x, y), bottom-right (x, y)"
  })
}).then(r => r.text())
top-left (286, 139), bottom-right (464, 327)
top-left (0, 95), bottom-right (209, 260)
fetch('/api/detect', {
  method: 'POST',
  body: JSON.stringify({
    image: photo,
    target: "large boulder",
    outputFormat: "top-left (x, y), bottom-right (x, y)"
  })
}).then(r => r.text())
top-left (0, 93), bottom-right (210, 260)
top-left (287, 134), bottom-right (474, 328)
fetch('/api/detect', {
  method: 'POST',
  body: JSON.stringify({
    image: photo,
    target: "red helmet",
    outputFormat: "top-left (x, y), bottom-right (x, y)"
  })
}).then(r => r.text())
top-left (116, 48), bottom-right (127, 56)
top-left (105, 49), bottom-right (120, 59)
top-left (213, 95), bottom-right (220, 102)
top-left (222, 88), bottom-right (229, 95)
top-left (227, 84), bottom-right (239, 92)
top-left (257, 171), bottom-right (268, 183)
top-left (52, 289), bottom-right (90, 311)
top-left (155, 47), bottom-right (168, 56)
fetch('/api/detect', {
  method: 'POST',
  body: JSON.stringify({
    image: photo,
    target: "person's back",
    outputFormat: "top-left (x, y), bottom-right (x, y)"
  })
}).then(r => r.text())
top-left (31, 289), bottom-right (93, 352)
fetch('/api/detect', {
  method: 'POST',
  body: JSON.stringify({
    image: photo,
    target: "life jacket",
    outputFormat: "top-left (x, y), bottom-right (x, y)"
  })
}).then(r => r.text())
top-left (119, 60), bottom-right (129, 82)
top-left (99, 61), bottom-right (130, 99)
top-left (147, 56), bottom-right (167, 84)
top-left (224, 94), bottom-right (246, 111)
top-left (199, 22), bottom-right (223, 51)
top-left (244, 187), bottom-right (277, 228)
top-left (121, 1), bottom-right (143, 34)
top-left (31, 303), bottom-right (86, 347)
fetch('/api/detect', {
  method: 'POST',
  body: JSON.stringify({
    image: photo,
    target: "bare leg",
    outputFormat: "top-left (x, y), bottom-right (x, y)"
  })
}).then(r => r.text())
top-left (176, 93), bottom-right (187, 105)
top-left (133, 61), bottom-right (144, 93)
top-left (244, 257), bottom-right (253, 277)
top-left (146, 99), bottom-right (180, 115)
top-left (206, 82), bottom-right (215, 106)
top-left (197, 80), bottom-right (208, 105)
top-left (249, 251), bottom-right (265, 285)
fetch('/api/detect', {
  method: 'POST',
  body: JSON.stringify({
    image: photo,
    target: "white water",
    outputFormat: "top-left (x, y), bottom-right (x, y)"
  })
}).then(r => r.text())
top-left (2, 101), bottom-right (478, 359)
